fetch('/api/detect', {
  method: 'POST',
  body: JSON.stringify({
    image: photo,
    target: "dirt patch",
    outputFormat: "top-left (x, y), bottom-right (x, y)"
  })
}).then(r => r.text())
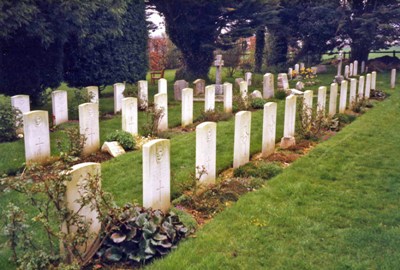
top-left (266, 152), bottom-right (300, 164)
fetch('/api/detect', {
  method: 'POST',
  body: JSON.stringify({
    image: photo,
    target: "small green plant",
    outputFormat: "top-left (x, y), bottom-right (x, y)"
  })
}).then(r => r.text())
top-left (336, 113), bottom-right (356, 125)
top-left (233, 162), bottom-right (283, 180)
top-left (56, 127), bottom-right (86, 161)
top-left (274, 89), bottom-right (287, 100)
top-left (0, 100), bottom-right (22, 142)
top-left (105, 130), bottom-right (136, 151)
top-left (250, 97), bottom-right (266, 109)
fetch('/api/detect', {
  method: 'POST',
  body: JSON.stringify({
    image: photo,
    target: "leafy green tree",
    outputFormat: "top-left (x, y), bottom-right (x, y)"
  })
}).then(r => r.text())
top-left (148, 0), bottom-right (278, 81)
top-left (337, 0), bottom-right (400, 62)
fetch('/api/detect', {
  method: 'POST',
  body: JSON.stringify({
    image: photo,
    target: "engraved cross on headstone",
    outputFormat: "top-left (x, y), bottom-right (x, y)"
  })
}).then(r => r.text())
top-left (35, 137), bottom-right (44, 156)
top-left (85, 127), bottom-right (95, 146)
top-left (214, 54), bottom-right (224, 95)
top-left (240, 126), bottom-right (250, 155)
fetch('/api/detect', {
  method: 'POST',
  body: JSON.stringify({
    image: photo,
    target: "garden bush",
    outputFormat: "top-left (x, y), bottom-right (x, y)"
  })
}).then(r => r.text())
top-left (250, 97), bottom-right (267, 109)
top-left (0, 100), bottom-right (22, 142)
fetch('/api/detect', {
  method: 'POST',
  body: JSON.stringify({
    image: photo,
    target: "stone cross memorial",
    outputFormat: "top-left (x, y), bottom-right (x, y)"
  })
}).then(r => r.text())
top-left (263, 73), bottom-right (274, 98)
top-left (23, 110), bottom-right (51, 164)
top-left (329, 83), bottom-right (338, 116)
top-left (233, 111), bottom-right (251, 168)
top-left (143, 139), bottom-right (171, 212)
top-left (158, 78), bottom-right (167, 94)
top-left (391, 69), bottom-right (397, 89)
top-left (205, 85), bottom-right (215, 112)
top-left (51, 90), bottom-right (68, 126)
top-left (181, 88), bottom-right (193, 127)
top-left (339, 80), bottom-right (348, 113)
top-left (193, 79), bottom-right (205, 95)
top-left (317, 86), bottom-right (327, 115)
top-left (62, 162), bottom-right (102, 254)
top-left (113, 83), bottom-right (125, 114)
top-left (196, 122), bottom-right (217, 186)
top-left (121, 97), bottom-right (138, 135)
top-left (358, 76), bottom-right (365, 98)
top-left (86, 86), bottom-right (99, 103)
top-left (262, 102), bottom-right (277, 158)
top-left (349, 79), bottom-right (357, 107)
top-left (174, 80), bottom-right (189, 101)
top-left (280, 95), bottom-right (297, 149)
top-left (138, 80), bottom-right (148, 109)
top-left (214, 54), bottom-right (224, 95)
top-left (223, 82), bottom-right (233, 113)
top-left (154, 93), bottom-right (168, 131)
top-left (365, 74), bottom-right (371, 99)
top-left (79, 103), bottom-right (100, 155)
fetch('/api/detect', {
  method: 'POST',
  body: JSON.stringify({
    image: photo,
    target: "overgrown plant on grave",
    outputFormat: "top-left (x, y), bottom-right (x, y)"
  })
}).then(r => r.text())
top-left (142, 106), bottom-right (164, 137)
top-left (56, 127), bottom-right (86, 162)
top-left (351, 98), bottom-right (373, 114)
top-left (232, 92), bottom-right (250, 112)
top-left (1, 160), bottom-right (190, 269)
top-left (0, 100), bottom-right (22, 142)
top-left (105, 130), bottom-right (136, 151)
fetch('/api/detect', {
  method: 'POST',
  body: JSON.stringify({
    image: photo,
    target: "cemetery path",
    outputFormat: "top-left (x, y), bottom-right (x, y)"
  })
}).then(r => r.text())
top-left (148, 88), bottom-right (400, 269)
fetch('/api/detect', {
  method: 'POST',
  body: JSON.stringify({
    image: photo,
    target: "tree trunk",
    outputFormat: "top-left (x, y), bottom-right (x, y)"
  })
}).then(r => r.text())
top-left (266, 32), bottom-right (288, 72)
top-left (350, 44), bottom-right (370, 63)
top-left (175, 47), bottom-right (214, 81)
top-left (254, 27), bottom-right (266, 73)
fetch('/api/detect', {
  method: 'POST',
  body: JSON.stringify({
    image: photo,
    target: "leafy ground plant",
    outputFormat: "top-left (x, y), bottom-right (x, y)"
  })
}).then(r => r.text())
top-left (105, 130), bottom-right (136, 151)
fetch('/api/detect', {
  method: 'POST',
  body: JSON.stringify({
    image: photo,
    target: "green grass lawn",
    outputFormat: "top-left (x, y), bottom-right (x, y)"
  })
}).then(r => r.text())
top-left (0, 68), bottom-right (397, 269)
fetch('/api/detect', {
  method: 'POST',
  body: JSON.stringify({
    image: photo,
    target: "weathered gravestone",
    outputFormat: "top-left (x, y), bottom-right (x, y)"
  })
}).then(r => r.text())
top-left (371, 71), bottom-right (377, 90)
top-left (205, 85), bottom-right (215, 112)
top-left (250, 90), bottom-right (263, 99)
top-left (121, 97), bottom-right (138, 135)
top-left (101, 141), bottom-right (126, 157)
top-left (277, 73), bottom-right (289, 90)
top-left (365, 74), bottom-right (371, 99)
top-left (113, 83), bottom-right (125, 114)
top-left (353, 60), bottom-right (358, 76)
top-left (154, 93), bottom-right (168, 132)
top-left (280, 95), bottom-right (297, 149)
top-left (214, 54), bottom-right (224, 95)
top-left (23, 110), bottom-right (51, 164)
top-left (86, 86), bottom-right (99, 103)
top-left (296, 81), bottom-right (305, 90)
top-left (358, 76), bottom-right (365, 98)
top-left (349, 63), bottom-right (354, 77)
top-left (288, 68), bottom-right (293, 80)
top-left (239, 81), bottom-right (248, 100)
top-left (233, 111), bottom-right (251, 168)
top-left (79, 103), bottom-right (100, 156)
top-left (181, 88), bottom-right (193, 127)
top-left (143, 139), bottom-right (171, 212)
top-left (51, 90), bottom-right (68, 125)
top-left (339, 80), bottom-right (348, 113)
top-left (196, 122), bottom-right (217, 186)
top-left (329, 83), bottom-right (338, 116)
top-left (391, 69), bottom-right (397, 89)
top-left (262, 102), bottom-right (277, 158)
top-left (174, 80), bottom-right (189, 101)
top-left (294, 64), bottom-right (300, 73)
top-left (361, 61), bottom-right (366, 74)
top-left (245, 72), bottom-right (252, 86)
top-left (158, 78), bottom-right (167, 94)
top-left (138, 80), bottom-right (148, 109)
top-left (317, 86), bottom-right (327, 115)
top-left (193, 79), bottom-right (205, 95)
top-left (263, 73), bottom-right (274, 98)
top-left (62, 162), bottom-right (102, 255)
top-left (349, 79), bottom-right (357, 107)
top-left (223, 82), bottom-right (233, 113)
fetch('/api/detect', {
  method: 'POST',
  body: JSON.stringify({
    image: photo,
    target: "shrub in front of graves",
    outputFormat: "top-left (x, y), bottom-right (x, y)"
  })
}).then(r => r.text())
top-left (105, 130), bottom-right (135, 151)
top-left (233, 162), bottom-right (283, 180)
top-left (0, 101), bottom-right (22, 142)
top-left (142, 107), bottom-right (165, 136)
top-left (336, 113), bottom-right (356, 125)
top-left (232, 94), bottom-right (249, 112)
top-left (275, 89), bottom-right (287, 100)
top-left (250, 97), bottom-right (266, 109)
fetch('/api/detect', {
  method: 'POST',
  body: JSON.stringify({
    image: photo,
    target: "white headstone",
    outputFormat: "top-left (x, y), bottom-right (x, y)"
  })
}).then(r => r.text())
top-left (250, 90), bottom-right (263, 99)
top-left (344, 65), bottom-right (350, 79)
top-left (138, 80), bottom-right (148, 109)
top-left (101, 141), bottom-right (126, 157)
top-left (154, 93), bottom-right (168, 132)
top-left (23, 110), bottom-right (51, 164)
top-left (181, 88), bottom-right (193, 127)
top-left (262, 102), bottom-right (277, 158)
top-left (158, 78), bottom-right (167, 94)
top-left (86, 86), bottom-right (99, 103)
top-left (294, 64), bottom-right (300, 73)
top-left (361, 61), bottom-right (365, 73)
top-left (205, 85), bottom-right (215, 112)
top-left (196, 122), bottom-right (217, 185)
top-left (349, 63), bottom-right (354, 77)
top-left (280, 95), bottom-right (297, 149)
top-left (239, 81), bottom-right (248, 100)
top-left (121, 97), bottom-right (138, 135)
top-left (311, 66), bottom-right (317, 75)
top-left (142, 139), bottom-right (171, 212)
top-left (303, 90), bottom-right (313, 122)
top-left (296, 81), bottom-right (304, 90)
top-left (365, 74), bottom-right (371, 99)
top-left (349, 79), bottom-right (357, 107)
top-left (391, 69), bottom-right (397, 89)
top-left (278, 73), bottom-right (289, 90)
top-left (51, 90), bottom-right (68, 126)
top-left (11, 95), bottom-right (30, 116)
top-left (193, 79), bottom-right (205, 95)
top-left (371, 71), bottom-right (377, 90)
top-left (288, 68), bottom-right (293, 80)
top-left (62, 162), bottom-right (101, 254)
top-left (339, 80), bottom-right (348, 114)
top-left (174, 80), bottom-right (189, 101)
top-left (300, 62), bottom-right (305, 70)
top-left (317, 86), bottom-right (327, 115)
top-left (263, 73), bottom-right (274, 99)
top-left (358, 76), bottom-right (365, 99)
top-left (245, 72), bottom-right (252, 86)
top-left (233, 111), bottom-right (251, 168)
top-left (79, 103), bottom-right (100, 155)
top-left (223, 82), bottom-right (233, 113)
top-left (328, 83), bottom-right (338, 116)
top-left (353, 60), bottom-right (358, 76)
top-left (113, 83), bottom-right (125, 114)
